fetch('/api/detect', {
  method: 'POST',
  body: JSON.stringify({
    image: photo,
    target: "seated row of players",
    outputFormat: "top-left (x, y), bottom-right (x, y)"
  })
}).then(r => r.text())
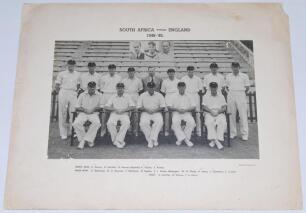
top-left (55, 60), bottom-right (250, 149)
top-left (73, 80), bottom-right (226, 150)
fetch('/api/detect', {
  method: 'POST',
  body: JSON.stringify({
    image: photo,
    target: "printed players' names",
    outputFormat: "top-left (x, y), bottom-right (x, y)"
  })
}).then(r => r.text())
top-left (74, 165), bottom-right (237, 177)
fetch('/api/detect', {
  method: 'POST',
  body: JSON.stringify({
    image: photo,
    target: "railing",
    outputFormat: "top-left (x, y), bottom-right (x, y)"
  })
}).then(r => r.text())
top-left (227, 40), bottom-right (254, 70)
top-left (50, 90), bottom-right (59, 122)
top-left (248, 91), bottom-right (257, 122)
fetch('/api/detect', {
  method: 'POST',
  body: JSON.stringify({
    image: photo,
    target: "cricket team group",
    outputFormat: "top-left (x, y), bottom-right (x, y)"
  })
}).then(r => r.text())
top-left (54, 59), bottom-right (250, 150)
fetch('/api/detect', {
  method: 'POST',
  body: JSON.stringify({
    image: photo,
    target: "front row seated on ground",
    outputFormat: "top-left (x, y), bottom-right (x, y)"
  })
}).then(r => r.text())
top-left (72, 80), bottom-right (228, 150)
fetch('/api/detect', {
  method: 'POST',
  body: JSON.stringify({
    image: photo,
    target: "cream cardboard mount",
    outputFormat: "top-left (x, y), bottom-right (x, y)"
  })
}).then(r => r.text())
top-left (4, 3), bottom-right (302, 210)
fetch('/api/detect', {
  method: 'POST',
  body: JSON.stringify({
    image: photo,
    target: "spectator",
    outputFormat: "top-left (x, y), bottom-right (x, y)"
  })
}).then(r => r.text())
top-left (159, 41), bottom-right (174, 61)
top-left (130, 41), bottom-right (145, 60)
top-left (145, 41), bottom-right (159, 60)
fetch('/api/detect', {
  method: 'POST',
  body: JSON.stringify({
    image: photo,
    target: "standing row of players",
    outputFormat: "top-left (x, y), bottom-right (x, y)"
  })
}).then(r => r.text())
top-left (55, 60), bottom-right (250, 149)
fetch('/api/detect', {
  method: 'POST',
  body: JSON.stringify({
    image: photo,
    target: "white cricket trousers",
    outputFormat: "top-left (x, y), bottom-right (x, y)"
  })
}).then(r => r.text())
top-left (187, 92), bottom-right (202, 136)
top-left (205, 113), bottom-right (226, 141)
top-left (164, 93), bottom-right (175, 134)
top-left (139, 112), bottom-right (163, 143)
top-left (171, 112), bottom-right (196, 142)
top-left (58, 89), bottom-right (77, 139)
top-left (227, 91), bottom-right (248, 138)
top-left (107, 113), bottom-right (130, 143)
top-left (72, 113), bottom-right (101, 143)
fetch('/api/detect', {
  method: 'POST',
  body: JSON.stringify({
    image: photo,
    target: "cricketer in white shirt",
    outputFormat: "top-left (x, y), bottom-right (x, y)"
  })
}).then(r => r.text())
top-left (55, 62), bottom-right (81, 140)
top-left (203, 73), bottom-right (225, 94)
top-left (73, 82), bottom-right (102, 149)
top-left (202, 82), bottom-right (227, 149)
top-left (100, 73), bottom-right (122, 104)
top-left (168, 82), bottom-right (196, 147)
top-left (105, 83), bottom-right (135, 148)
top-left (203, 62), bottom-right (225, 95)
top-left (161, 77), bottom-right (179, 104)
top-left (122, 67), bottom-right (143, 136)
top-left (122, 68), bottom-right (143, 103)
top-left (181, 67), bottom-right (204, 136)
top-left (137, 82), bottom-right (166, 148)
top-left (225, 63), bottom-right (250, 140)
top-left (99, 65), bottom-right (122, 136)
top-left (80, 71), bottom-right (101, 91)
top-left (160, 69), bottom-right (179, 136)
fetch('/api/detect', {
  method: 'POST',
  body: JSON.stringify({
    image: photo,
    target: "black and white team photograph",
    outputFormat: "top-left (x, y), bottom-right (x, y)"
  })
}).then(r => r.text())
top-left (48, 40), bottom-right (258, 159)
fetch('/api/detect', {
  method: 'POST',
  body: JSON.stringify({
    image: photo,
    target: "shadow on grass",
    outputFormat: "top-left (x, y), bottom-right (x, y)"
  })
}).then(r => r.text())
top-left (48, 122), bottom-right (259, 159)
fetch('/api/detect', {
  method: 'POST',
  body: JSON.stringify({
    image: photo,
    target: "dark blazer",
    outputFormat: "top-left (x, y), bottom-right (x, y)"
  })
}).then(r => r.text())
top-left (130, 52), bottom-right (145, 60)
top-left (142, 75), bottom-right (162, 92)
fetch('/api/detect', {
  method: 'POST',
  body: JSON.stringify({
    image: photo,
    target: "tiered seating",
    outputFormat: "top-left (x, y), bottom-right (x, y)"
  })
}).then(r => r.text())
top-left (54, 41), bottom-right (84, 58)
top-left (53, 40), bottom-right (253, 80)
top-left (51, 41), bottom-right (257, 126)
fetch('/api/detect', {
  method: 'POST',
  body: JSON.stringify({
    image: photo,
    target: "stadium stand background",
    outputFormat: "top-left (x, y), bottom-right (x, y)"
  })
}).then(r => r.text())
top-left (51, 40), bottom-right (257, 122)
top-left (53, 40), bottom-right (255, 85)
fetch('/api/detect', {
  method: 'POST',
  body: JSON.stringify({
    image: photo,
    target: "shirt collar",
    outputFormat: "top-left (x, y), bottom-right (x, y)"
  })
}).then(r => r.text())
top-left (115, 93), bottom-right (125, 98)
top-left (209, 93), bottom-right (219, 98)
top-left (84, 91), bottom-right (97, 96)
top-left (66, 69), bottom-right (75, 73)
top-left (147, 91), bottom-right (155, 96)
top-left (147, 52), bottom-right (157, 57)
